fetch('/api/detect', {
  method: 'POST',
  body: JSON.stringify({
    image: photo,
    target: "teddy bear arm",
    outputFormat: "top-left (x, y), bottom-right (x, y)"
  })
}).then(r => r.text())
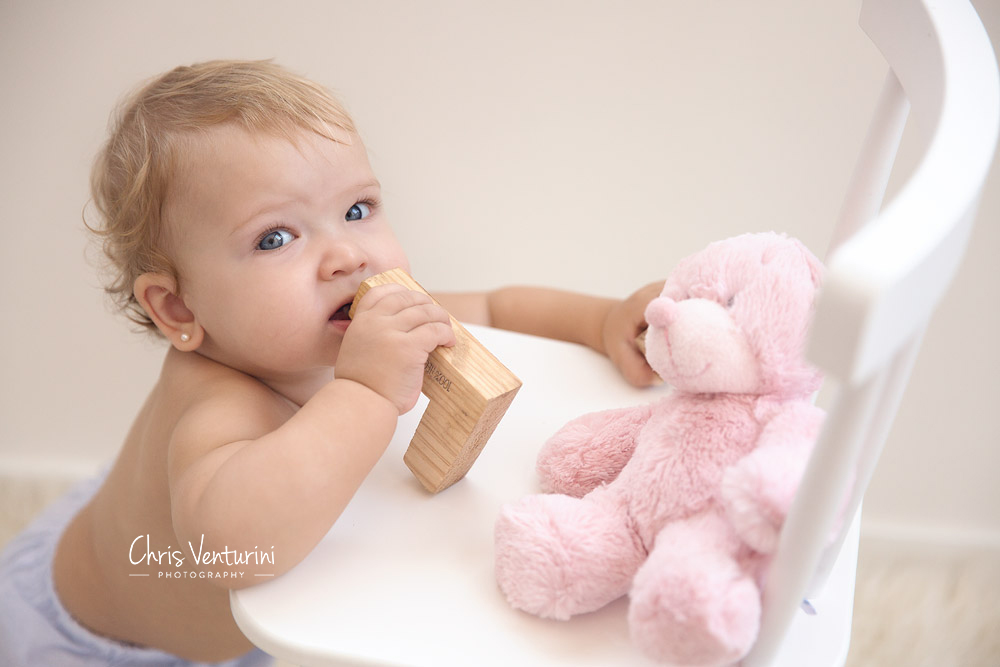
top-left (536, 403), bottom-right (654, 496)
top-left (721, 402), bottom-right (825, 553)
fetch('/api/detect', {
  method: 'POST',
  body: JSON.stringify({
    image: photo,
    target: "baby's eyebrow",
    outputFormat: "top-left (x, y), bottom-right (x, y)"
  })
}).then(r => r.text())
top-left (353, 178), bottom-right (381, 193)
top-left (231, 198), bottom-right (298, 236)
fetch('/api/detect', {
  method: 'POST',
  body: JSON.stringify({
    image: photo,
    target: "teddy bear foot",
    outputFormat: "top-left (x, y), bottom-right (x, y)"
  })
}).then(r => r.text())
top-left (627, 514), bottom-right (761, 666)
top-left (629, 575), bottom-right (759, 666)
top-left (494, 491), bottom-right (645, 620)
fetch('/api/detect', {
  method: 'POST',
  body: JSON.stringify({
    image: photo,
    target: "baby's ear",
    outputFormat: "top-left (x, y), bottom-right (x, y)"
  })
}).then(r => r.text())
top-left (133, 273), bottom-right (203, 350)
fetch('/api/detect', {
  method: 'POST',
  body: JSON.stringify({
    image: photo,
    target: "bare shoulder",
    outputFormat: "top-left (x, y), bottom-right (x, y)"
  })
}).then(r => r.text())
top-left (162, 348), bottom-right (295, 419)
top-left (157, 349), bottom-right (297, 476)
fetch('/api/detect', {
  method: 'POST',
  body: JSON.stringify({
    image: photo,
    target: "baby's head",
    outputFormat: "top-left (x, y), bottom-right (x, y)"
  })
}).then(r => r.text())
top-left (89, 59), bottom-right (358, 335)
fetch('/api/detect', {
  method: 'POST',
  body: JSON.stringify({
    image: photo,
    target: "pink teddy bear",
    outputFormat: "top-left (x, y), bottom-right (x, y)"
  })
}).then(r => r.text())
top-left (494, 232), bottom-right (825, 666)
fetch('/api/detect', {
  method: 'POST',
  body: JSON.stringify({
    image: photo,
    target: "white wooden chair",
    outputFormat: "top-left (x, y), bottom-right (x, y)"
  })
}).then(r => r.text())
top-left (744, 0), bottom-right (999, 664)
top-left (230, 1), bottom-right (998, 664)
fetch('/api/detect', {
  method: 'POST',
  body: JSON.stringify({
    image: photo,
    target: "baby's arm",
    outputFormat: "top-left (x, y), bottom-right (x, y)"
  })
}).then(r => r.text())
top-left (169, 285), bottom-right (454, 587)
top-left (436, 281), bottom-right (664, 387)
top-left (168, 376), bottom-right (398, 585)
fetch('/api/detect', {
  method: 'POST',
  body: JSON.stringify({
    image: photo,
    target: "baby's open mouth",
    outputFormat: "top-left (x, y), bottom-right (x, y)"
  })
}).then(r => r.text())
top-left (330, 302), bottom-right (352, 321)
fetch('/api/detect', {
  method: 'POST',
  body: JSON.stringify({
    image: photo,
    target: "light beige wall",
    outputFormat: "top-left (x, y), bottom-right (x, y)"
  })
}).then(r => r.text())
top-left (1, 0), bottom-right (997, 546)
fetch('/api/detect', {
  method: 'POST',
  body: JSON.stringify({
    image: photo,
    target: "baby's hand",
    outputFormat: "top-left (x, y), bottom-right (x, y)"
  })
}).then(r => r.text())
top-left (335, 284), bottom-right (455, 414)
top-left (601, 280), bottom-right (664, 387)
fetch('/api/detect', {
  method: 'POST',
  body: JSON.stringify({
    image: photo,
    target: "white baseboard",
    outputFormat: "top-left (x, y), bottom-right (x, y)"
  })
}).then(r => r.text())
top-left (0, 454), bottom-right (105, 480)
top-left (860, 517), bottom-right (1000, 561)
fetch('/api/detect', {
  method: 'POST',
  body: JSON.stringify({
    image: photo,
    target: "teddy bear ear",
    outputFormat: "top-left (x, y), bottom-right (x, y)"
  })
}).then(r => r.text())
top-left (760, 236), bottom-right (824, 289)
top-left (798, 242), bottom-right (824, 288)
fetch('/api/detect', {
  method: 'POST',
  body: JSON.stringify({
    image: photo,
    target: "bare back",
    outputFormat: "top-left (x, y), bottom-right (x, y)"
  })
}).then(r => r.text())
top-left (53, 348), bottom-right (299, 662)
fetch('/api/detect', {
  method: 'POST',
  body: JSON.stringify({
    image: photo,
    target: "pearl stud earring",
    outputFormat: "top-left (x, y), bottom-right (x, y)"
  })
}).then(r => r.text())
top-left (180, 333), bottom-right (191, 343)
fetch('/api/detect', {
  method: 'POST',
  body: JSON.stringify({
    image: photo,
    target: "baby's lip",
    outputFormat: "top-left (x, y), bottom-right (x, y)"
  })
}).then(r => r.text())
top-left (329, 278), bottom-right (372, 321)
top-left (329, 301), bottom-right (353, 321)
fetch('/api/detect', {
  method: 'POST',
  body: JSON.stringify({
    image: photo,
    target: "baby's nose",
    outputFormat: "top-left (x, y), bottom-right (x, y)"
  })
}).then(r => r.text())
top-left (320, 237), bottom-right (368, 279)
top-left (645, 296), bottom-right (678, 328)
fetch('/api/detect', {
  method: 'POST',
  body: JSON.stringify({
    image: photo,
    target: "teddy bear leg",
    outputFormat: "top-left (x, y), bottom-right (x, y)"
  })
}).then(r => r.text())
top-left (536, 404), bottom-right (653, 497)
top-left (495, 488), bottom-right (645, 620)
top-left (628, 510), bottom-right (760, 666)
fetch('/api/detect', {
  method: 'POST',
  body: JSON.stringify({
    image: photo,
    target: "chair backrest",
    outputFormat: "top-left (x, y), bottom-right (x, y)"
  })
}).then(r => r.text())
top-left (744, 0), bottom-right (999, 664)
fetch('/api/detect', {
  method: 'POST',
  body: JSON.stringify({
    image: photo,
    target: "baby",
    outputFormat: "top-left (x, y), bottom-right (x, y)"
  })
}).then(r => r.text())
top-left (0, 60), bottom-right (662, 665)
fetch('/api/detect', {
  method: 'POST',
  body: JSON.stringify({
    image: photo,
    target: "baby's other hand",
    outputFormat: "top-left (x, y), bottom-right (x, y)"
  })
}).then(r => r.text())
top-left (335, 285), bottom-right (455, 413)
top-left (602, 280), bottom-right (664, 388)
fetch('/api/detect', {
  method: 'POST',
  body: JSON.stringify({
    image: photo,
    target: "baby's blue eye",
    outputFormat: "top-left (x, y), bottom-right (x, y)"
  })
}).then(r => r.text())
top-left (346, 202), bottom-right (371, 222)
top-left (257, 229), bottom-right (293, 251)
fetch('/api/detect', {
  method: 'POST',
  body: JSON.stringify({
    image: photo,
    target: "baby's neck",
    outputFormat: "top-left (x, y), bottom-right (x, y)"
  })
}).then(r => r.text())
top-left (259, 367), bottom-right (337, 408)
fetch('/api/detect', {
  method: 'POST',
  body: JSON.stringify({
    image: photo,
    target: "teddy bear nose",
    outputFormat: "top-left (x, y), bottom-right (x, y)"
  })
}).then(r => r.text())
top-left (645, 297), bottom-right (678, 328)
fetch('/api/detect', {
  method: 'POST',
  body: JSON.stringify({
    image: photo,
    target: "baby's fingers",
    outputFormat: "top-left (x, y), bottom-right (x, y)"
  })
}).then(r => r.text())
top-left (412, 319), bottom-right (457, 352)
top-left (395, 301), bottom-right (452, 333)
top-left (355, 283), bottom-right (430, 315)
top-left (610, 335), bottom-right (660, 388)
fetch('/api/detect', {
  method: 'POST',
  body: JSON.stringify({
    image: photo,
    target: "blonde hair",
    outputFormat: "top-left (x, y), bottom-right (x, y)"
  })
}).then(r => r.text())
top-left (88, 59), bottom-right (357, 334)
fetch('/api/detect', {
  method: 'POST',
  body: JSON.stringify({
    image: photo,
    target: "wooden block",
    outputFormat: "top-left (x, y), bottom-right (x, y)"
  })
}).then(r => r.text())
top-left (349, 269), bottom-right (522, 493)
top-left (635, 328), bottom-right (648, 356)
